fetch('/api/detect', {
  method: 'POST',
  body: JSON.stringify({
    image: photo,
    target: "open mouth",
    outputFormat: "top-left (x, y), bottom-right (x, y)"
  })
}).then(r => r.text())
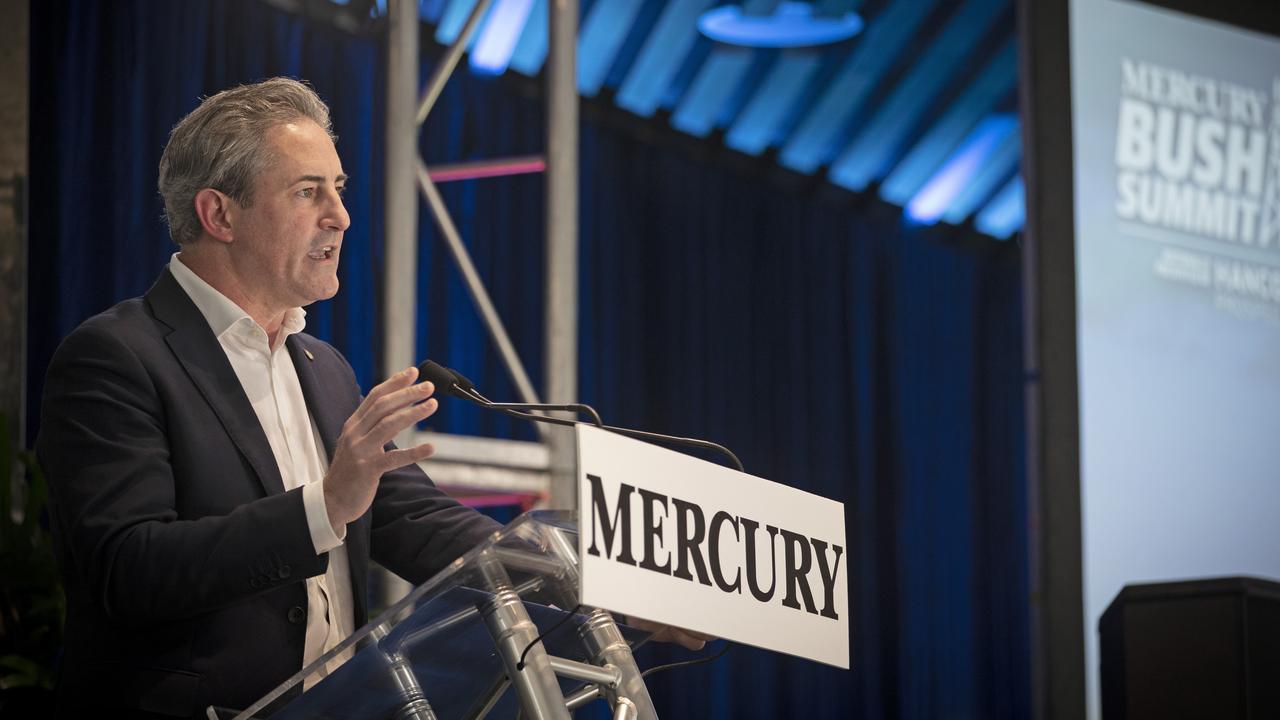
top-left (307, 245), bottom-right (336, 261)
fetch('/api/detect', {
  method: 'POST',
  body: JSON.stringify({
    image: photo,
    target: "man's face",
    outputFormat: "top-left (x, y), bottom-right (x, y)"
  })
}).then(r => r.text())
top-left (228, 118), bottom-right (349, 313)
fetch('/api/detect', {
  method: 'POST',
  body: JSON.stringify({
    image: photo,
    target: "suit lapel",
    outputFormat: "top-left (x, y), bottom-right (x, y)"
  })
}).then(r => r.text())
top-left (285, 339), bottom-right (343, 457)
top-left (147, 268), bottom-right (287, 497)
top-left (287, 336), bottom-right (371, 624)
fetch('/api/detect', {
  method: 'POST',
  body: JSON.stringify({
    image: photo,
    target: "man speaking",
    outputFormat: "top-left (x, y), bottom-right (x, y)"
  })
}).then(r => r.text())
top-left (37, 78), bottom-right (502, 717)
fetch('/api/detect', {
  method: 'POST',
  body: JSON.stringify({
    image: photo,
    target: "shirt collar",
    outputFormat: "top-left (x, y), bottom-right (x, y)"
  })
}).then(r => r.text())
top-left (168, 252), bottom-right (307, 350)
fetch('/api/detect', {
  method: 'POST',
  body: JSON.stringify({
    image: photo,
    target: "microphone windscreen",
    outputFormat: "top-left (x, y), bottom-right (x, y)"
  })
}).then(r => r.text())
top-left (416, 359), bottom-right (461, 397)
top-left (449, 368), bottom-right (477, 393)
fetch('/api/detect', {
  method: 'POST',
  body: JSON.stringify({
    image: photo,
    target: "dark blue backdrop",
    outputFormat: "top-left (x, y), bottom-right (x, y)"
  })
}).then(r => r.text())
top-left (28, 1), bottom-right (1029, 717)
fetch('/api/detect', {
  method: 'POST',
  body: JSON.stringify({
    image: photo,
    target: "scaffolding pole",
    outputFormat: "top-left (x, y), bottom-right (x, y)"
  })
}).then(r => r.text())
top-left (384, 0), bottom-right (418, 389)
top-left (382, 0), bottom-right (580, 510)
top-left (545, 0), bottom-right (579, 509)
top-left (380, 0), bottom-right (421, 607)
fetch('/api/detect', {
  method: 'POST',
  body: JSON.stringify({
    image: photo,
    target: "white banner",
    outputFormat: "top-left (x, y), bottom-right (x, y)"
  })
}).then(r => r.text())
top-left (575, 425), bottom-right (849, 669)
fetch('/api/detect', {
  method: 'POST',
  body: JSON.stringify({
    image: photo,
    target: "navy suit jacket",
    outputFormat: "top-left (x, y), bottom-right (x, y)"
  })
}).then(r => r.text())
top-left (38, 268), bottom-right (500, 717)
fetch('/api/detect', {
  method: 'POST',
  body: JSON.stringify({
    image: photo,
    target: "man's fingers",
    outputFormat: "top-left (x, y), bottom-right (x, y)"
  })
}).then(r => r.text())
top-left (654, 627), bottom-right (712, 651)
top-left (360, 379), bottom-right (432, 431)
top-left (679, 629), bottom-right (716, 647)
top-left (354, 379), bottom-right (435, 436)
top-left (350, 367), bottom-right (420, 426)
top-left (626, 617), bottom-right (717, 651)
top-left (673, 632), bottom-right (708, 652)
top-left (368, 397), bottom-right (438, 447)
top-left (349, 367), bottom-right (416, 426)
top-left (382, 441), bottom-right (435, 471)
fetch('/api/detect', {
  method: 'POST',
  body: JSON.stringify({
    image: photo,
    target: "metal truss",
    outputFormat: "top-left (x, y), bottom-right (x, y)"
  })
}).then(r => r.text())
top-left (376, 0), bottom-right (580, 603)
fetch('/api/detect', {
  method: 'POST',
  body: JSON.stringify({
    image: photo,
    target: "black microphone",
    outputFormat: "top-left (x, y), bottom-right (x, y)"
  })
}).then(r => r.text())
top-left (417, 359), bottom-right (472, 399)
top-left (417, 359), bottom-right (744, 472)
top-left (418, 359), bottom-right (604, 427)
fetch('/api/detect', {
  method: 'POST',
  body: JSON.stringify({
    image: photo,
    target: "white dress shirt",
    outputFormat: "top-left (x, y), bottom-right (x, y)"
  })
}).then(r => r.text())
top-left (169, 254), bottom-right (354, 682)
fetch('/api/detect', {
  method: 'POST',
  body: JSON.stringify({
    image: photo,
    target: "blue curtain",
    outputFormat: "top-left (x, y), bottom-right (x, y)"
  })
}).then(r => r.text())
top-left (28, 1), bottom-right (1030, 717)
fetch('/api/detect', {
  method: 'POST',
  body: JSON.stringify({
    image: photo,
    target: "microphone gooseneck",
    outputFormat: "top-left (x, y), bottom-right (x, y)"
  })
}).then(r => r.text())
top-left (416, 359), bottom-right (744, 472)
top-left (416, 360), bottom-right (604, 427)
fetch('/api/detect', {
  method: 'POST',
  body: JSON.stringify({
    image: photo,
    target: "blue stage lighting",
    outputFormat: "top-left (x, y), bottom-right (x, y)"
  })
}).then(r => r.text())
top-left (726, 51), bottom-right (822, 155)
top-left (779, 0), bottom-right (941, 174)
top-left (906, 114), bottom-right (1016, 225)
top-left (698, 2), bottom-right (863, 48)
top-left (470, 0), bottom-right (536, 75)
top-left (578, 0), bottom-right (647, 95)
top-left (974, 175), bottom-right (1024, 240)
top-left (617, 0), bottom-right (713, 118)
top-left (509, 0), bottom-right (548, 76)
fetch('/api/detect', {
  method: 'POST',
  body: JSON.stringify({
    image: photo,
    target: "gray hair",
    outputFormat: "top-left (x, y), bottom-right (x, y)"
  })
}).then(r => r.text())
top-left (158, 77), bottom-right (335, 245)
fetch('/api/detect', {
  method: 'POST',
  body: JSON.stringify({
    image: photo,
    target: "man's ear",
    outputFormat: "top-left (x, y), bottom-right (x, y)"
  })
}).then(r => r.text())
top-left (193, 188), bottom-right (236, 244)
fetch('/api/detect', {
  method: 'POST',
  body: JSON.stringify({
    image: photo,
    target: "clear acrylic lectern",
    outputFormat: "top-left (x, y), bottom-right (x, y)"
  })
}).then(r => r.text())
top-left (218, 511), bottom-right (658, 720)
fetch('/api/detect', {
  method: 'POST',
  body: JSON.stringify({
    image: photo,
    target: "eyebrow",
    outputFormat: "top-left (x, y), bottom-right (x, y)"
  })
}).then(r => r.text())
top-left (294, 174), bottom-right (349, 184)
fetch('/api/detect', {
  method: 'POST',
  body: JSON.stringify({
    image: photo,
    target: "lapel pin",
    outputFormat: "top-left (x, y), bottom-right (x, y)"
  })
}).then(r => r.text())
top-left (304, 349), bottom-right (315, 361)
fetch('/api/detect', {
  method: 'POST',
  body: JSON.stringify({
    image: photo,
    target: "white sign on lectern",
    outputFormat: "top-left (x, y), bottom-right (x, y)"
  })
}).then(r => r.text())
top-left (575, 425), bottom-right (849, 669)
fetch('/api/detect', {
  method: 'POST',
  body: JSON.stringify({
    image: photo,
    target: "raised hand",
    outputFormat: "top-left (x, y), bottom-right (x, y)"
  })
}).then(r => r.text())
top-left (323, 366), bottom-right (439, 529)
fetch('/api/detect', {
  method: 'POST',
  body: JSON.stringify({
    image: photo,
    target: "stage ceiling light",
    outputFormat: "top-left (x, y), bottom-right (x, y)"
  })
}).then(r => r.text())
top-left (697, 2), bottom-right (864, 48)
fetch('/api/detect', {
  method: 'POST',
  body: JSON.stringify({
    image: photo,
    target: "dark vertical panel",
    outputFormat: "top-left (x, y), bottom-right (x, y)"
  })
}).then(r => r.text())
top-left (1016, 0), bottom-right (1085, 717)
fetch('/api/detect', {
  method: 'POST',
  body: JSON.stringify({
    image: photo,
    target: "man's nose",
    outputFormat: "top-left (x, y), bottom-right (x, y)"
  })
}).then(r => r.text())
top-left (324, 191), bottom-right (350, 232)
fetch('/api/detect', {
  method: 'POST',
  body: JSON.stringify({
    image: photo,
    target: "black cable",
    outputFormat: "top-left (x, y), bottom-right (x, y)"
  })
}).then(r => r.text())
top-left (462, 387), bottom-right (745, 473)
top-left (640, 641), bottom-right (734, 679)
top-left (423, 360), bottom-right (745, 471)
top-left (461, 386), bottom-right (604, 428)
top-left (598, 423), bottom-right (743, 473)
top-left (515, 603), bottom-right (584, 671)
